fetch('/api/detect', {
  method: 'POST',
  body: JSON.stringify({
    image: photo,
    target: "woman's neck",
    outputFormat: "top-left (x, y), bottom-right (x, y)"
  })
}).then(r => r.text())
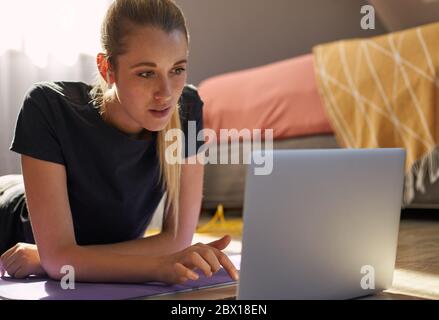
top-left (102, 99), bottom-right (152, 140)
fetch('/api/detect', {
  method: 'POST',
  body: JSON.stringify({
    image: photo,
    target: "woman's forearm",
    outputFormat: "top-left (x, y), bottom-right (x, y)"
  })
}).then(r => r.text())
top-left (43, 244), bottom-right (163, 283)
top-left (86, 231), bottom-right (189, 257)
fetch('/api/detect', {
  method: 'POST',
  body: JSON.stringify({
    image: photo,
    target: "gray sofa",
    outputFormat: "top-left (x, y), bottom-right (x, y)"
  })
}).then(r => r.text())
top-left (201, 134), bottom-right (439, 213)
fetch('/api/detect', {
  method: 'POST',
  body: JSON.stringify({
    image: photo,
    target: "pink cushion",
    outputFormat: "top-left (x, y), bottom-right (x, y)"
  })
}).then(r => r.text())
top-left (198, 54), bottom-right (333, 142)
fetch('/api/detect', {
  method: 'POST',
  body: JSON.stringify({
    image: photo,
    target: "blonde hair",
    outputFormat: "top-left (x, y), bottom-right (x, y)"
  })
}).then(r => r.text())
top-left (91, 0), bottom-right (190, 235)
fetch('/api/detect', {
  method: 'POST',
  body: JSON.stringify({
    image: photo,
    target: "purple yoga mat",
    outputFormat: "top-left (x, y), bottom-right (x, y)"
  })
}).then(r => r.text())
top-left (0, 268), bottom-right (236, 300)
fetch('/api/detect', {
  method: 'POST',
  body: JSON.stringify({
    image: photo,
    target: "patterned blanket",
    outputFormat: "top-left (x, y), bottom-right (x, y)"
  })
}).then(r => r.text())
top-left (313, 22), bottom-right (439, 205)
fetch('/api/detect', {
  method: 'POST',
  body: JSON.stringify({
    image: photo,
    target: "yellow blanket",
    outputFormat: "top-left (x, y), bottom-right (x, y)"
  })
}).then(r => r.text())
top-left (312, 22), bottom-right (439, 206)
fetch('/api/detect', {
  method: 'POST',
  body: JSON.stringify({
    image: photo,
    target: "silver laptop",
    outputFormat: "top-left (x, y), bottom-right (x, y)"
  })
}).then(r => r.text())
top-left (237, 148), bottom-right (406, 300)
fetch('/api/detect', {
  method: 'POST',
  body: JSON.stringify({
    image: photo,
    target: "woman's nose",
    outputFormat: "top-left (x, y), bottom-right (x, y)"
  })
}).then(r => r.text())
top-left (154, 79), bottom-right (172, 102)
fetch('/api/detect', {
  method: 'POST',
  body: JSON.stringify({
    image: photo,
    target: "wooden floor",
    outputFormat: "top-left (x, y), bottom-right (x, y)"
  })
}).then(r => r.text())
top-left (383, 211), bottom-right (439, 299)
top-left (151, 211), bottom-right (439, 300)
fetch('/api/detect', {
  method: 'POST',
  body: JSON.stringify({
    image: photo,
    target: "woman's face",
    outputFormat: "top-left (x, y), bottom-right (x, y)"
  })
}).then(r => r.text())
top-left (111, 26), bottom-right (188, 133)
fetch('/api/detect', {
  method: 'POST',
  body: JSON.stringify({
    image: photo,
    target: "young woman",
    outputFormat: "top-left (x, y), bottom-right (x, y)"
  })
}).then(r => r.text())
top-left (0, 0), bottom-right (238, 284)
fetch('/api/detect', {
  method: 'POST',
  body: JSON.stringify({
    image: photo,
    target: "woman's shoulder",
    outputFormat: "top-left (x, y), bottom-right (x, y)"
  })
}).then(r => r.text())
top-left (25, 81), bottom-right (92, 105)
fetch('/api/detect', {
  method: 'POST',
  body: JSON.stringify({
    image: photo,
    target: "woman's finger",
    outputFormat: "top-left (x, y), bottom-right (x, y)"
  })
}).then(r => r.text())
top-left (0, 245), bottom-right (18, 264)
top-left (216, 251), bottom-right (239, 281)
top-left (197, 248), bottom-right (222, 273)
top-left (176, 276), bottom-right (188, 284)
top-left (2, 252), bottom-right (19, 272)
top-left (12, 266), bottom-right (27, 279)
top-left (207, 235), bottom-right (231, 251)
top-left (0, 263), bottom-right (5, 277)
top-left (188, 251), bottom-right (213, 277)
top-left (174, 262), bottom-right (199, 281)
top-left (4, 258), bottom-right (21, 278)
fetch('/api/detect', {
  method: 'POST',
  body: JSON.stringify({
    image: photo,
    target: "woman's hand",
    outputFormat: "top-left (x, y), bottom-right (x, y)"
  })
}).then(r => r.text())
top-left (157, 235), bottom-right (239, 285)
top-left (0, 243), bottom-right (46, 278)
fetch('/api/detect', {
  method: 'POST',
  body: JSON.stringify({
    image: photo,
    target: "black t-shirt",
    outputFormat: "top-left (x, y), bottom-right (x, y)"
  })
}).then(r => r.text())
top-left (9, 81), bottom-right (204, 245)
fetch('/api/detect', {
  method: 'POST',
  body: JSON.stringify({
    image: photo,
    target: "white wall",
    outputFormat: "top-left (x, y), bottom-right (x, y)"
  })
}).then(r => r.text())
top-left (2, 0), bottom-right (388, 175)
top-left (176, 0), bottom-right (387, 85)
top-left (369, 0), bottom-right (439, 31)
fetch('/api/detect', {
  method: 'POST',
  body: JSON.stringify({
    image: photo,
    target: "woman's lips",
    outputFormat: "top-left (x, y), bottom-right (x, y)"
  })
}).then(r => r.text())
top-left (149, 106), bottom-right (172, 118)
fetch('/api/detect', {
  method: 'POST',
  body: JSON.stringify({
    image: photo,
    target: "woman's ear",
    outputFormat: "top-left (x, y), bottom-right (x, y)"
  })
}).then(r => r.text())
top-left (96, 53), bottom-right (114, 85)
top-left (97, 53), bottom-right (107, 79)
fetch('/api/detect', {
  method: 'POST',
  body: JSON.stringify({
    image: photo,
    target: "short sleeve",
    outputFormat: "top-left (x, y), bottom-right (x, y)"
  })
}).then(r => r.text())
top-left (9, 84), bottom-right (65, 165)
top-left (179, 84), bottom-right (205, 158)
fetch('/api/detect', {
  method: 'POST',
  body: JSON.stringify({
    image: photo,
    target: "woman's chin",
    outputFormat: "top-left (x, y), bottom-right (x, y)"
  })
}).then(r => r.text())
top-left (144, 122), bottom-right (168, 133)
top-left (141, 113), bottom-right (175, 132)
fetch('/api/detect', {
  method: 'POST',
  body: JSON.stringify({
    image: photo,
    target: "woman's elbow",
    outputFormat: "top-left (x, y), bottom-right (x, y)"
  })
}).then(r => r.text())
top-left (40, 247), bottom-right (77, 281)
top-left (40, 259), bottom-right (63, 280)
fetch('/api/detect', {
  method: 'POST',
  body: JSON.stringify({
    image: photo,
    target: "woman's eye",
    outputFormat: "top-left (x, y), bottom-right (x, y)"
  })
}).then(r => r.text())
top-left (138, 68), bottom-right (186, 79)
top-left (138, 71), bottom-right (155, 78)
top-left (174, 67), bottom-right (186, 75)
